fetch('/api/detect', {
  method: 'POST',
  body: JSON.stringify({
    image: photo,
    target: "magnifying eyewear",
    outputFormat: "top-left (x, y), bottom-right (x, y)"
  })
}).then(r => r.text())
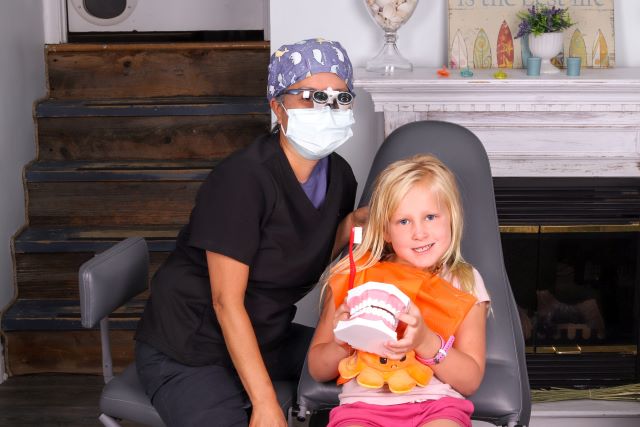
top-left (281, 87), bottom-right (354, 110)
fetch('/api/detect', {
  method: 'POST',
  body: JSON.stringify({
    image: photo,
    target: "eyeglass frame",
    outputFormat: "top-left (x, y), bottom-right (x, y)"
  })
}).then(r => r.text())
top-left (278, 87), bottom-right (355, 110)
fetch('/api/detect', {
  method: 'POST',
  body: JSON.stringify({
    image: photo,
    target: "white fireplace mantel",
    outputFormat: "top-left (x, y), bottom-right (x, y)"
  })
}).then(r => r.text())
top-left (354, 67), bottom-right (640, 177)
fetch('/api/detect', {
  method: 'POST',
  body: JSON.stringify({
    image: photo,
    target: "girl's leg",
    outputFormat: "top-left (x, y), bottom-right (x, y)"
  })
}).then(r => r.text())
top-left (416, 397), bottom-right (473, 427)
top-left (421, 420), bottom-right (463, 427)
top-left (136, 341), bottom-right (249, 427)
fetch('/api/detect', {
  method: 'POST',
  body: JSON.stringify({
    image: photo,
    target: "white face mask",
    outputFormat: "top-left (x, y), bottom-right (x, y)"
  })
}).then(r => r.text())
top-left (281, 106), bottom-right (355, 160)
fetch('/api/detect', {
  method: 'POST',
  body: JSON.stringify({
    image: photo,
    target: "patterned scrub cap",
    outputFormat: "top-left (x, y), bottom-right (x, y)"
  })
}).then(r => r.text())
top-left (267, 38), bottom-right (353, 101)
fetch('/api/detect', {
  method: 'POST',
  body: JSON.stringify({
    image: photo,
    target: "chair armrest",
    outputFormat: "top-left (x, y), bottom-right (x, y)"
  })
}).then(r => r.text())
top-left (296, 358), bottom-right (340, 418)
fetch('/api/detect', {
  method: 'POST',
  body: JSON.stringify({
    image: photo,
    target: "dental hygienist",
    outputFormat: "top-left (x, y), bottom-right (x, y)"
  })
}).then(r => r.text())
top-left (134, 38), bottom-right (366, 427)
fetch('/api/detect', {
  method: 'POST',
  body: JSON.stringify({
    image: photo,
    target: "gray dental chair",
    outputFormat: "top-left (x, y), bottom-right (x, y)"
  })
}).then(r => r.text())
top-left (292, 121), bottom-right (531, 426)
top-left (79, 236), bottom-right (296, 426)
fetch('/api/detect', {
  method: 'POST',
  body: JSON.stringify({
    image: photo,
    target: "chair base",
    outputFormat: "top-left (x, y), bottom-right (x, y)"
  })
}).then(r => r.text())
top-left (100, 363), bottom-right (166, 427)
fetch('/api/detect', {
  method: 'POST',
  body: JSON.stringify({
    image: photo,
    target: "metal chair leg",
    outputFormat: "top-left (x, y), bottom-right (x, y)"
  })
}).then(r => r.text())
top-left (98, 413), bottom-right (123, 427)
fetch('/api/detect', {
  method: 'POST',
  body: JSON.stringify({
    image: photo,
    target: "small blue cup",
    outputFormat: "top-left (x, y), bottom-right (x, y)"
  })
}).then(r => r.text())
top-left (527, 57), bottom-right (541, 76)
top-left (566, 57), bottom-right (581, 77)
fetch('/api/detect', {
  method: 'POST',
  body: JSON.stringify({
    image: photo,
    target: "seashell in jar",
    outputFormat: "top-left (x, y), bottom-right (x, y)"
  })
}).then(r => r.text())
top-left (375, 0), bottom-right (396, 7)
top-left (381, 4), bottom-right (396, 20)
top-left (396, 2), bottom-right (416, 19)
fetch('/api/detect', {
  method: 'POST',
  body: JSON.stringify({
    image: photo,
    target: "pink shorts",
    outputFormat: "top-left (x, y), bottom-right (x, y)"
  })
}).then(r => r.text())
top-left (327, 397), bottom-right (474, 427)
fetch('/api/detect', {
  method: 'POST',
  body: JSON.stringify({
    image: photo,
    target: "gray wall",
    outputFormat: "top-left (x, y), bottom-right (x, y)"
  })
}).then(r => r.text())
top-left (0, 0), bottom-right (46, 380)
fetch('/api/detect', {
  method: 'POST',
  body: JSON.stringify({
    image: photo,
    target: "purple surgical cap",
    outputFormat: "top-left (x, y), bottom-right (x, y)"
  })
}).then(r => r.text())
top-left (267, 38), bottom-right (353, 101)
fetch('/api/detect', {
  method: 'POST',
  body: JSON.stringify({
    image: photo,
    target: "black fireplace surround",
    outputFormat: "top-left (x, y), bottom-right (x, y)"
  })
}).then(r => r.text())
top-left (493, 177), bottom-right (640, 388)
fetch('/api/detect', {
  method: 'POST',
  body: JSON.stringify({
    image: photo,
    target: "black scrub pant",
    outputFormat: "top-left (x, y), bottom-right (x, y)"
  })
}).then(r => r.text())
top-left (136, 323), bottom-right (314, 427)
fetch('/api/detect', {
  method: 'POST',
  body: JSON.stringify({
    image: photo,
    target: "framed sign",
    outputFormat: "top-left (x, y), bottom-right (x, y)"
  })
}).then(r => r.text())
top-left (448, 0), bottom-right (615, 69)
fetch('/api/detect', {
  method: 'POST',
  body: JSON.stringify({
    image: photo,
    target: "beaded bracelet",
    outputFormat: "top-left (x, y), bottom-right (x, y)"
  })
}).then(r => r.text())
top-left (415, 334), bottom-right (455, 366)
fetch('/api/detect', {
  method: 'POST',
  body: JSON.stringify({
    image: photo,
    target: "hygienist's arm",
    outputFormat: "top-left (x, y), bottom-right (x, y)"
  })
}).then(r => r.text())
top-left (207, 251), bottom-right (286, 427)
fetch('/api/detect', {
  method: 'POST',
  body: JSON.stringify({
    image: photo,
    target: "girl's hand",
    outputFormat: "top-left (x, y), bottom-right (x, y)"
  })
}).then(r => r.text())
top-left (383, 302), bottom-right (431, 359)
top-left (333, 303), bottom-right (352, 348)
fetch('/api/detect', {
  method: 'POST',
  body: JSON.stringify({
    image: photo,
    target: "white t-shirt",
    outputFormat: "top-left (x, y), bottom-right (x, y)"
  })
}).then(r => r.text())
top-left (338, 267), bottom-right (490, 406)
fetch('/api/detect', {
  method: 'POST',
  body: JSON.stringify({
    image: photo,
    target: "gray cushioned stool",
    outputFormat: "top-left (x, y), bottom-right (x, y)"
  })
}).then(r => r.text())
top-left (80, 237), bottom-right (295, 426)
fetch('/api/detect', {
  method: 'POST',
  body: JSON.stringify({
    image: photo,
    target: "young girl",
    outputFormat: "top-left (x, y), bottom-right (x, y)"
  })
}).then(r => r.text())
top-left (308, 154), bottom-right (491, 427)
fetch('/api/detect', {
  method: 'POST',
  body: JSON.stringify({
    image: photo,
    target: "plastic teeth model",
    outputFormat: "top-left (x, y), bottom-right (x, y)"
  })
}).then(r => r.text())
top-left (334, 281), bottom-right (410, 355)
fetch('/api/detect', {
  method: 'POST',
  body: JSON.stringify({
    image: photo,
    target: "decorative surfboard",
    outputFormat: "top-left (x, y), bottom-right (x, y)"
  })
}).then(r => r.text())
top-left (473, 29), bottom-right (492, 69)
top-left (569, 29), bottom-right (588, 67)
top-left (592, 29), bottom-right (610, 68)
top-left (496, 21), bottom-right (514, 68)
top-left (450, 29), bottom-right (469, 69)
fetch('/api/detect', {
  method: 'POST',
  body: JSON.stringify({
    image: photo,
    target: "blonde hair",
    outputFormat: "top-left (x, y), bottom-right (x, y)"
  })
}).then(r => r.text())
top-left (327, 154), bottom-right (476, 295)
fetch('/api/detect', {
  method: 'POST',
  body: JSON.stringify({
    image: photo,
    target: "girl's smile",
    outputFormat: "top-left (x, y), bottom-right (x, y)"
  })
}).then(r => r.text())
top-left (412, 243), bottom-right (435, 253)
top-left (384, 180), bottom-right (452, 271)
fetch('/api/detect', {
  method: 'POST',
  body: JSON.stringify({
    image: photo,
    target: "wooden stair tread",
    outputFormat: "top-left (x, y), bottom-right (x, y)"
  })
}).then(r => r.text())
top-left (26, 160), bottom-right (216, 182)
top-left (14, 226), bottom-right (179, 253)
top-left (2, 299), bottom-right (143, 331)
top-left (37, 113), bottom-right (268, 162)
top-left (36, 96), bottom-right (269, 117)
top-left (46, 41), bottom-right (270, 53)
top-left (46, 41), bottom-right (270, 99)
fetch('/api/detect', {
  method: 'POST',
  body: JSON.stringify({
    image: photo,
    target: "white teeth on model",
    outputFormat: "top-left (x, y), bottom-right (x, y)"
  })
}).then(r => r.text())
top-left (382, 301), bottom-right (396, 316)
top-left (351, 305), bottom-right (396, 325)
top-left (370, 299), bottom-right (397, 316)
top-left (354, 302), bottom-right (399, 325)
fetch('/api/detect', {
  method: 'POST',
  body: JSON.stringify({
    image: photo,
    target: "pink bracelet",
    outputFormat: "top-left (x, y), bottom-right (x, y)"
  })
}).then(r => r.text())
top-left (415, 334), bottom-right (455, 366)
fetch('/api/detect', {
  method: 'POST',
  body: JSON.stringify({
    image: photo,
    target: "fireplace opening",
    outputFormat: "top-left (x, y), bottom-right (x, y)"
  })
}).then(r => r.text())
top-left (493, 178), bottom-right (640, 388)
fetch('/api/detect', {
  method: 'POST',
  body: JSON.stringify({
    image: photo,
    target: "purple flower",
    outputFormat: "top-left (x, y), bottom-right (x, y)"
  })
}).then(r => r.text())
top-left (515, 5), bottom-right (574, 38)
top-left (515, 21), bottom-right (531, 39)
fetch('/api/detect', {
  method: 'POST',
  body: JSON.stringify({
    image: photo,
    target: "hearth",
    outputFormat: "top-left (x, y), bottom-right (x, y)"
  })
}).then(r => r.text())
top-left (494, 178), bottom-right (640, 388)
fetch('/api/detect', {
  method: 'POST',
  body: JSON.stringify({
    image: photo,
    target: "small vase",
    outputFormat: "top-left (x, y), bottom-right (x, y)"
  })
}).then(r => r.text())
top-left (528, 32), bottom-right (564, 74)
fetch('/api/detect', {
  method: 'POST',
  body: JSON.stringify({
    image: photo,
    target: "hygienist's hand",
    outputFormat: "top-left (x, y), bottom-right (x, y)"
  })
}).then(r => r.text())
top-left (250, 398), bottom-right (287, 427)
top-left (352, 206), bottom-right (369, 228)
top-left (332, 206), bottom-right (370, 259)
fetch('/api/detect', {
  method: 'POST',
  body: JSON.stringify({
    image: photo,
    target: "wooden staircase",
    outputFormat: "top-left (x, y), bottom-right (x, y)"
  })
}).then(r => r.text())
top-left (2, 41), bottom-right (270, 375)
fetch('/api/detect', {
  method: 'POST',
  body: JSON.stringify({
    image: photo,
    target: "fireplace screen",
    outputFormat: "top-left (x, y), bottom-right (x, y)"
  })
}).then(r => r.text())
top-left (504, 226), bottom-right (638, 345)
top-left (494, 178), bottom-right (640, 387)
top-left (501, 226), bottom-right (639, 386)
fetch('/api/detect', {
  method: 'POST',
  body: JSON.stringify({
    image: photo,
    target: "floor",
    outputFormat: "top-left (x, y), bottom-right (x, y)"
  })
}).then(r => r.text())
top-left (0, 373), bottom-right (316, 427)
top-left (2, 374), bottom-right (640, 426)
top-left (0, 374), bottom-right (143, 427)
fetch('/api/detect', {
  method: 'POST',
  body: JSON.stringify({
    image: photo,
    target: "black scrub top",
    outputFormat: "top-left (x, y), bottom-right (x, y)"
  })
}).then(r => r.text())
top-left (135, 133), bottom-right (357, 367)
